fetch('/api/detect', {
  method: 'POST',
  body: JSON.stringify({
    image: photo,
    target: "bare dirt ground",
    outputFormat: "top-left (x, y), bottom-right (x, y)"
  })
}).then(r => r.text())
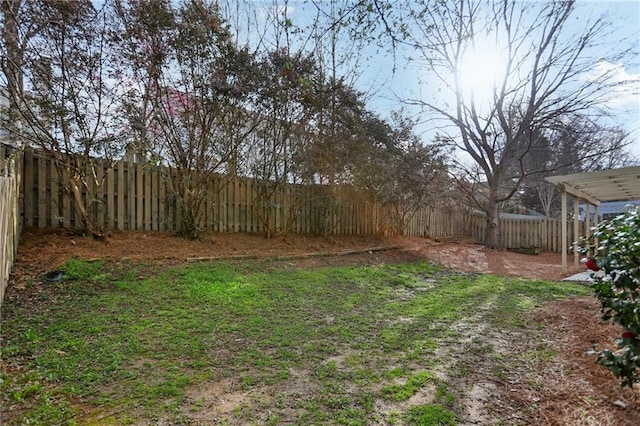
top-left (13, 229), bottom-right (569, 281)
top-left (6, 228), bottom-right (640, 424)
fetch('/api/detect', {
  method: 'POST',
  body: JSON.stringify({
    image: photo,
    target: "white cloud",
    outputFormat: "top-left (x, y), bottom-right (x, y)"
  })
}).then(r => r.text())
top-left (586, 60), bottom-right (640, 108)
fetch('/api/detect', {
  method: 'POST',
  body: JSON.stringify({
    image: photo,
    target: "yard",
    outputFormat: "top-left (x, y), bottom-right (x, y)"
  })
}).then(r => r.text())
top-left (1, 230), bottom-right (640, 425)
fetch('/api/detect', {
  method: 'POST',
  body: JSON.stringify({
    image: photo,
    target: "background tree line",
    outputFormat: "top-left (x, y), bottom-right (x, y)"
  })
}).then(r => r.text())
top-left (1, 0), bottom-right (452, 239)
top-left (2, 0), bottom-right (637, 243)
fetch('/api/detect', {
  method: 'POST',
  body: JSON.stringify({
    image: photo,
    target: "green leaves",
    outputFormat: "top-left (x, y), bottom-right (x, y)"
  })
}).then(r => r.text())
top-left (577, 207), bottom-right (640, 388)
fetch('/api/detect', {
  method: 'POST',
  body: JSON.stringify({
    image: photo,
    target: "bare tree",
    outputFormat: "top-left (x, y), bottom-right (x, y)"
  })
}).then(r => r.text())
top-left (360, 0), bottom-right (636, 248)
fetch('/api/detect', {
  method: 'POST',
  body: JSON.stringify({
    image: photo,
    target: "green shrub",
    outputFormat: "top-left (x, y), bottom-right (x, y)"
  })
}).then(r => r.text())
top-left (577, 206), bottom-right (640, 388)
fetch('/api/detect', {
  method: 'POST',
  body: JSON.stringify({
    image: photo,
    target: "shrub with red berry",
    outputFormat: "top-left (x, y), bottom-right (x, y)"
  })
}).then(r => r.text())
top-left (576, 206), bottom-right (640, 388)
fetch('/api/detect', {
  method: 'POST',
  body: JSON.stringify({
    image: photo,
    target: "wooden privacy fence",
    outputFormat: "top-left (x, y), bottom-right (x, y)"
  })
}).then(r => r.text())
top-left (20, 148), bottom-right (581, 252)
top-left (21, 149), bottom-right (468, 238)
top-left (399, 206), bottom-right (470, 238)
top-left (0, 144), bottom-right (21, 306)
top-left (469, 214), bottom-right (581, 252)
top-left (0, 175), bottom-right (19, 306)
top-left (1, 143), bottom-right (22, 306)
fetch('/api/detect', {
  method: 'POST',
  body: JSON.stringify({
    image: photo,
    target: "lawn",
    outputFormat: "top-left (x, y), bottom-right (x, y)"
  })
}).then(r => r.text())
top-left (1, 257), bottom-right (589, 425)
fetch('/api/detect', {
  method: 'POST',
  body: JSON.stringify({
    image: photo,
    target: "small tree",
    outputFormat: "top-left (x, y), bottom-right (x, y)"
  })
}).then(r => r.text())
top-left (577, 207), bottom-right (640, 388)
top-left (354, 112), bottom-right (451, 235)
top-left (248, 49), bottom-right (317, 239)
top-left (1, 1), bottom-right (128, 238)
top-left (119, 0), bottom-right (260, 239)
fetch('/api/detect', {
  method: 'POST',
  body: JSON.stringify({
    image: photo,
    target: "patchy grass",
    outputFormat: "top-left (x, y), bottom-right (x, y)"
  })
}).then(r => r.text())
top-left (1, 258), bottom-right (589, 424)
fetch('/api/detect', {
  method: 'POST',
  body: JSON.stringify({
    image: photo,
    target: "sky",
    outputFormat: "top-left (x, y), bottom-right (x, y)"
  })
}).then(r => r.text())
top-left (190, 1), bottom-right (640, 162)
top-left (356, 0), bottom-right (640, 160)
top-left (243, 0), bottom-right (640, 162)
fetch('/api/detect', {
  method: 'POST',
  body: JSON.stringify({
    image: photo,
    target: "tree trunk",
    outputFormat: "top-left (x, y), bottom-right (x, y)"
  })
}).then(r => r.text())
top-left (2, 0), bottom-right (23, 109)
top-left (485, 195), bottom-right (501, 249)
top-left (69, 176), bottom-right (95, 236)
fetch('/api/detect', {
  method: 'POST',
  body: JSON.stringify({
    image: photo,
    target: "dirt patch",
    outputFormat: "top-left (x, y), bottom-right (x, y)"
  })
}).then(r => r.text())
top-left (14, 229), bottom-right (574, 281)
top-left (14, 227), bottom-right (395, 272)
top-left (409, 238), bottom-right (573, 281)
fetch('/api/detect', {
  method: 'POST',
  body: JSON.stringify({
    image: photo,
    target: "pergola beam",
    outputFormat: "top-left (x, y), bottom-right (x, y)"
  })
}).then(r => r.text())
top-left (556, 183), bottom-right (600, 207)
top-left (546, 166), bottom-right (640, 275)
top-left (546, 166), bottom-right (640, 202)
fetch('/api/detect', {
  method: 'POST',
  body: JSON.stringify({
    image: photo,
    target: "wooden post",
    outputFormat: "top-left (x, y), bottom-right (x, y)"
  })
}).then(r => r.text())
top-left (144, 166), bottom-right (151, 231)
top-left (585, 202), bottom-right (591, 257)
top-left (106, 163), bottom-right (115, 230)
top-left (594, 204), bottom-right (600, 255)
top-left (37, 154), bottom-right (47, 227)
top-left (573, 195), bottom-right (580, 269)
top-left (561, 190), bottom-right (567, 273)
top-left (116, 160), bottom-right (125, 230)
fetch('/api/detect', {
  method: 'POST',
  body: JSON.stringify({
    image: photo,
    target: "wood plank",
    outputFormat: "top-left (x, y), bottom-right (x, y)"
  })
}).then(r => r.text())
top-left (237, 178), bottom-right (244, 233)
top-left (106, 163), bottom-right (115, 230)
top-left (136, 162), bottom-right (144, 230)
top-left (50, 162), bottom-right (60, 228)
top-left (61, 158), bottom-right (71, 229)
top-left (151, 168), bottom-right (158, 231)
top-left (116, 161), bottom-right (125, 230)
top-left (244, 178), bottom-right (250, 233)
top-left (233, 176), bottom-right (239, 232)
top-left (23, 149), bottom-right (34, 228)
top-left (158, 172), bottom-right (166, 231)
top-left (206, 175), bottom-right (214, 232)
top-left (128, 160), bottom-right (135, 230)
top-left (174, 177), bottom-right (182, 233)
top-left (220, 175), bottom-right (227, 232)
top-left (84, 159), bottom-right (94, 229)
top-left (37, 155), bottom-right (47, 227)
top-left (95, 162), bottom-right (104, 229)
top-left (247, 178), bottom-right (254, 233)
top-left (144, 165), bottom-right (151, 230)
top-left (223, 175), bottom-right (230, 232)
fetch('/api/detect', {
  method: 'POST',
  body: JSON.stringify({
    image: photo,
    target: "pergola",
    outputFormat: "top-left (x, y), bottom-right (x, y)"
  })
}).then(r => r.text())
top-left (545, 166), bottom-right (640, 273)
